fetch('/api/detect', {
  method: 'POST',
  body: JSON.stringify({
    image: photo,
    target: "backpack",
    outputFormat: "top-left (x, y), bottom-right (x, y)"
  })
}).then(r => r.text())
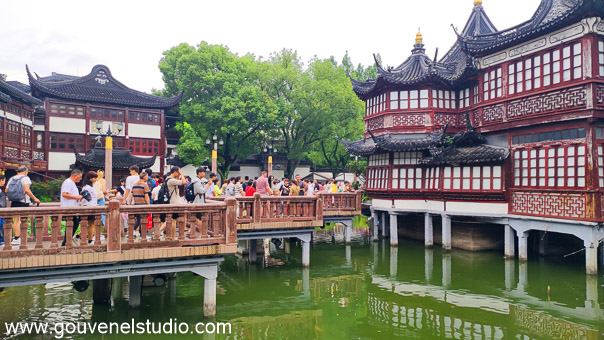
top-left (155, 182), bottom-right (173, 204)
top-left (184, 182), bottom-right (196, 203)
top-left (7, 176), bottom-right (26, 202)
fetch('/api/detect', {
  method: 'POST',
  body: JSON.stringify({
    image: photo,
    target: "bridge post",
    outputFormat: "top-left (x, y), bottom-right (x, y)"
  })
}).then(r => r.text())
top-left (504, 224), bottom-right (515, 259)
top-left (424, 213), bottom-right (433, 248)
top-left (191, 265), bottom-right (218, 318)
top-left (253, 193), bottom-right (262, 223)
top-left (389, 213), bottom-right (398, 247)
top-left (316, 194), bottom-right (323, 222)
top-left (371, 211), bottom-right (378, 242)
top-left (92, 279), bottom-right (112, 305)
top-left (518, 231), bottom-right (528, 261)
top-left (284, 238), bottom-right (290, 254)
top-left (128, 276), bottom-right (143, 308)
top-left (441, 214), bottom-right (451, 251)
top-left (302, 240), bottom-right (310, 267)
top-left (107, 199), bottom-right (122, 252)
top-left (355, 190), bottom-right (362, 212)
top-left (249, 240), bottom-right (257, 263)
top-left (584, 239), bottom-right (598, 275)
top-left (225, 197), bottom-right (238, 245)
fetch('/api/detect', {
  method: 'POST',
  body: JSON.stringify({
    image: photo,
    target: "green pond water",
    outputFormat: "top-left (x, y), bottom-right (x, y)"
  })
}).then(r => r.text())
top-left (1, 218), bottom-right (603, 339)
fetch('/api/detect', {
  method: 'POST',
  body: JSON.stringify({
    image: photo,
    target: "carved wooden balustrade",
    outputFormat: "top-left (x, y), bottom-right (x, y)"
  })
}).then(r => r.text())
top-left (0, 199), bottom-right (238, 270)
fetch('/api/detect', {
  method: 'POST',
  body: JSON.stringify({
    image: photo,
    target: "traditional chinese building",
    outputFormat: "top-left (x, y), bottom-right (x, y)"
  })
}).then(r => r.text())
top-left (26, 64), bottom-right (182, 178)
top-left (344, 0), bottom-right (604, 274)
top-left (0, 76), bottom-right (45, 179)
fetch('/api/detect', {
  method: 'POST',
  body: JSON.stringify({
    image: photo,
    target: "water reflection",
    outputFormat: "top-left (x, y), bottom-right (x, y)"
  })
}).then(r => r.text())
top-left (0, 218), bottom-right (603, 339)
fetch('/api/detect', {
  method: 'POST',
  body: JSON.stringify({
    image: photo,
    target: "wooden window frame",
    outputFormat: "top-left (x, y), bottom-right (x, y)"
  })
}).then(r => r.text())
top-left (483, 67), bottom-right (502, 101)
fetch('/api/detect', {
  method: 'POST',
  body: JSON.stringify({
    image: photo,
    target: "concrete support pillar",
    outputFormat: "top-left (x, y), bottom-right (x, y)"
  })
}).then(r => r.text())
top-left (441, 214), bottom-right (451, 251)
top-left (263, 238), bottom-right (270, 265)
top-left (128, 276), bottom-right (143, 308)
top-left (538, 231), bottom-right (548, 256)
top-left (389, 213), bottom-right (398, 247)
top-left (424, 213), bottom-right (433, 248)
top-left (390, 246), bottom-right (398, 278)
top-left (284, 239), bottom-right (290, 254)
top-left (504, 260), bottom-right (515, 291)
top-left (344, 223), bottom-right (352, 246)
top-left (204, 277), bottom-right (217, 318)
top-left (381, 212), bottom-right (388, 237)
top-left (504, 225), bottom-right (515, 259)
top-left (302, 239), bottom-right (310, 268)
top-left (249, 239), bottom-right (257, 264)
top-left (92, 278), bottom-right (112, 305)
top-left (584, 240), bottom-right (598, 275)
top-left (372, 211), bottom-right (379, 242)
top-left (168, 274), bottom-right (177, 304)
top-left (442, 253), bottom-right (451, 288)
top-left (424, 248), bottom-right (433, 283)
top-left (192, 265), bottom-right (219, 318)
top-left (518, 262), bottom-right (528, 292)
top-left (518, 231), bottom-right (528, 261)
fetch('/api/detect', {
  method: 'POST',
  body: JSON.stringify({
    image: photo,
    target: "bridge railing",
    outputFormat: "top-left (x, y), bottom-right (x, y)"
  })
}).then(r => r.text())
top-left (0, 198), bottom-right (237, 257)
top-left (319, 191), bottom-right (362, 212)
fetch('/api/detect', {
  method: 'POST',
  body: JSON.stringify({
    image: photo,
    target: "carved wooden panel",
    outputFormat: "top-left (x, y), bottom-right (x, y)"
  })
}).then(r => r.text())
top-left (507, 86), bottom-right (586, 119)
top-left (21, 150), bottom-right (31, 160)
top-left (367, 116), bottom-right (384, 131)
top-left (511, 191), bottom-right (586, 219)
top-left (596, 85), bottom-right (604, 107)
top-left (33, 151), bottom-right (45, 161)
top-left (392, 114), bottom-right (425, 127)
top-left (434, 113), bottom-right (458, 126)
top-left (4, 146), bottom-right (19, 158)
top-left (482, 104), bottom-right (504, 123)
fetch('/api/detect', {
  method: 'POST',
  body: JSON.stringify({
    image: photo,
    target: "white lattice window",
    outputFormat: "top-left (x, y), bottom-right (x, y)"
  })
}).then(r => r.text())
top-left (458, 88), bottom-right (470, 109)
top-left (366, 93), bottom-right (386, 116)
top-left (368, 153), bottom-right (389, 166)
top-left (393, 167), bottom-right (422, 190)
top-left (391, 90), bottom-right (429, 110)
top-left (598, 145), bottom-right (604, 187)
top-left (432, 90), bottom-right (456, 109)
top-left (483, 68), bottom-right (502, 101)
top-left (473, 85), bottom-right (480, 105)
top-left (599, 41), bottom-right (604, 77)
top-left (393, 151), bottom-right (421, 165)
top-left (424, 167), bottom-right (440, 189)
top-left (513, 145), bottom-right (585, 189)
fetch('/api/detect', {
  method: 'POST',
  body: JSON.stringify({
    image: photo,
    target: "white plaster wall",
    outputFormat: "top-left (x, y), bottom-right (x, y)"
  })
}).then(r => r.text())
top-left (394, 199), bottom-right (427, 211)
top-left (34, 124), bottom-right (45, 132)
top-left (372, 199), bottom-right (392, 210)
top-left (151, 158), bottom-right (161, 174)
top-left (292, 165), bottom-right (312, 179)
top-left (5, 112), bottom-right (21, 124)
top-left (22, 118), bottom-right (33, 127)
top-left (127, 123), bottom-right (161, 139)
top-left (48, 152), bottom-right (76, 171)
top-left (445, 201), bottom-right (508, 215)
top-left (49, 117), bottom-right (86, 134)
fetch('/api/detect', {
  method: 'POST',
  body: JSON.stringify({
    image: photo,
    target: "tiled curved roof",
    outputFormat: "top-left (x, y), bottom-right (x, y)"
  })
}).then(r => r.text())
top-left (351, 3), bottom-right (499, 98)
top-left (457, 0), bottom-right (603, 55)
top-left (0, 77), bottom-right (43, 106)
top-left (28, 64), bottom-right (183, 110)
top-left (74, 148), bottom-right (156, 169)
top-left (422, 144), bottom-right (509, 165)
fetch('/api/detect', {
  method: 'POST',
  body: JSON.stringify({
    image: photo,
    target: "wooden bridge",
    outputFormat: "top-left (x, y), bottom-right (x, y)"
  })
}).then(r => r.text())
top-left (0, 191), bottom-right (361, 317)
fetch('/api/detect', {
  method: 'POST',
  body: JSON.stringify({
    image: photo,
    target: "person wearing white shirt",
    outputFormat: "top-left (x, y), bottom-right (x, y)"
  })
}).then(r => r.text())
top-left (60, 170), bottom-right (84, 246)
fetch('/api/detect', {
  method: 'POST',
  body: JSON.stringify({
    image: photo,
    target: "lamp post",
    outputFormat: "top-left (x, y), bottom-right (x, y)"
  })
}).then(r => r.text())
top-left (206, 132), bottom-right (223, 175)
top-left (263, 143), bottom-right (274, 177)
top-left (95, 121), bottom-right (123, 191)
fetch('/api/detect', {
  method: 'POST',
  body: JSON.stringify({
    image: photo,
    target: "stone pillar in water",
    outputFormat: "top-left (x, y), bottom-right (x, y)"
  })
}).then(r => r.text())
top-left (504, 259), bottom-right (515, 291)
top-left (389, 213), bottom-right (398, 247)
top-left (372, 210), bottom-right (379, 242)
top-left (424, 248), bottom-right (433, 283)
top-left (302, 239), bottom-right (310, 267)
top-left (518, 231), bottom-right (528, 261)
top-left (442, 253), bottom-right (451, 288)
top-left (249, 239), bottom-right (257, 264)
top-left (424, 213), bottom-right (433, 248)
top-left (390, 246), bottom-right (398, 278)
top-left (441, 214), bottom-right (451, 251)
top-left (128, 276), bottom-right (143, 308)
top-left (344, 222), bottom-right (352, 245)
top-left (204, 276), bottom-right (217, 318)
top-left (584, 239), bottom-right (598, 275)
top-left (504, 225), bottom-right (515, 259)
top-left (92, 278), bottom-right (112, 305)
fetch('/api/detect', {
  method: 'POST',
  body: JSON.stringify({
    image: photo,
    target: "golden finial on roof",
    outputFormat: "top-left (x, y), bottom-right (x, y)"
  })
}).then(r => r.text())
top-left (474, 0), bottom-right (482, 6)
top-left (415, 28), bottom-right (423, 44)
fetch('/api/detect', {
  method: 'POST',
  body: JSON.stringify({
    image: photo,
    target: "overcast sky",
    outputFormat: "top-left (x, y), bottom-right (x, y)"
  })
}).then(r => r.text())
top-left (1, 0), bottom-right (541, 93)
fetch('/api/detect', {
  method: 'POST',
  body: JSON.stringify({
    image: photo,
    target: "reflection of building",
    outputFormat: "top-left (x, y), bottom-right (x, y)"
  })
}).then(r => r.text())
top-left (344, 0), bottom-right (604, 272)
top-left (26, 64), bottom-right (182, 177)
top-left (0, 75), bottom-right (44, 177)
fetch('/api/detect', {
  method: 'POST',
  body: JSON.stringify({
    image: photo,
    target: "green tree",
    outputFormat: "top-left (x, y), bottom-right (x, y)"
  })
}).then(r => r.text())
top-left (158, 42), bottom-right (276, 179)
top-left (342, 51), bottom-right (378, 81)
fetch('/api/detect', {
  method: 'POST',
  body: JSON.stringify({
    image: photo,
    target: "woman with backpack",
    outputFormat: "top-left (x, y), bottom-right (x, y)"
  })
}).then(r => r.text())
top-left (81, 171), bottom-right (99, 244)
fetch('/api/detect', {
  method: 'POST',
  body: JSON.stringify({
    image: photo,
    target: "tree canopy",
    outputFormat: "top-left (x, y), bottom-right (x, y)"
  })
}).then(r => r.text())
top-left (159, 42), bottom-right (371, 179)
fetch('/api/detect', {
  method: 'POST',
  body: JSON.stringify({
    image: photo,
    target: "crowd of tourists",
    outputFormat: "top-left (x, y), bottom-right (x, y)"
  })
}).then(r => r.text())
top-left (0, 165), bottom-right (355, 246)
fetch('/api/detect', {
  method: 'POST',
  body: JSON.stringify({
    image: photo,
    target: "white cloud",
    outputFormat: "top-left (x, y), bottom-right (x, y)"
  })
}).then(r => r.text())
top-left (1, 0), bottom-right (540, 93)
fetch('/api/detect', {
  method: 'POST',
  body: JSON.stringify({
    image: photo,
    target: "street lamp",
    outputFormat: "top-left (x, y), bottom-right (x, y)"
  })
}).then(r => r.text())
top-left (95, 120), bottom-right (123, 190)
top-left (206, 131), bottom-right (223, 174)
